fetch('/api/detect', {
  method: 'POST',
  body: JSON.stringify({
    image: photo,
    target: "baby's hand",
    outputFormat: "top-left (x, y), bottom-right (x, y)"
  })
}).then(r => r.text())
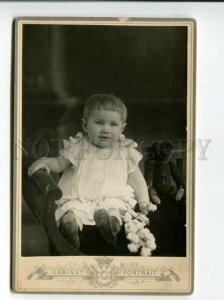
top-left (28, 157), bottom-right (50, 177)
top-left (140, 202), bottom-right (157, 214)
top-left (140, 204), bottom-right (150, 215)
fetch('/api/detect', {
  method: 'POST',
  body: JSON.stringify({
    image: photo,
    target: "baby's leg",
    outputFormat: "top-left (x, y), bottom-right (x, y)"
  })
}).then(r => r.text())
top-left (60, 210), bottom-right (80, 249)
top-left (94, 208), bottom-right (122, 246)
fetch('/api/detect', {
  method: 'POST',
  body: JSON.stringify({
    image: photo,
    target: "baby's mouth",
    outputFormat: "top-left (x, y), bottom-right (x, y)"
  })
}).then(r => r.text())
top-left (99, 136), bottom-right (111, 140)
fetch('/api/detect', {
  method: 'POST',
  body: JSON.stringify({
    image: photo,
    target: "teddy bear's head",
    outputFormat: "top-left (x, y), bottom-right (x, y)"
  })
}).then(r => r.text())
top-left (155, 140), bottom-right (173, 160)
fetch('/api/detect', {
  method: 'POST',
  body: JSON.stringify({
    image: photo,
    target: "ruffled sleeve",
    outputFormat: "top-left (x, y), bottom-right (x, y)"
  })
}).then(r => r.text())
top-left (127, 147), bottom-right (143, 174)
top-left (59, 132), bottom-right (84, 169)
top-left (119, 134), bottom-right (143, 174)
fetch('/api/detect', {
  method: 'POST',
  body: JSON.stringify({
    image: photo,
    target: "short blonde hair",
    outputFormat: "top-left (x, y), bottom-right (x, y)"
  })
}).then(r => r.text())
top-left (83, 94), bottom-right (127, 123)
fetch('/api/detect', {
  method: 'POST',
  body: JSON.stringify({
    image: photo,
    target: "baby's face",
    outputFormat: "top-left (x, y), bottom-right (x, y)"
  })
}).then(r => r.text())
top-left (83, 109), bottom-right (126, 148)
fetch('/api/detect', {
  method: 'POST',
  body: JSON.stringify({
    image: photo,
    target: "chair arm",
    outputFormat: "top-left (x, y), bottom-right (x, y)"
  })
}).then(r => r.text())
top-left (24, 168), bottom-right (82, 255)
top-left (31, 169), bottom-right (62, 201)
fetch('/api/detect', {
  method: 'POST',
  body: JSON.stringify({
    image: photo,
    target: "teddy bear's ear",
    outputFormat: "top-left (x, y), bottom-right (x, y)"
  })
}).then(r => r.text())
top-left (147, 145), bottom-right (155, 159)
top-left (141, 142), bottom-right (155, 160)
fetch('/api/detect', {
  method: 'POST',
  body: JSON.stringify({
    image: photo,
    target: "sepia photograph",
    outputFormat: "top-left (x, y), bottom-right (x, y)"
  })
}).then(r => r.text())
top-left (12, 17), bottom-right (195, 293)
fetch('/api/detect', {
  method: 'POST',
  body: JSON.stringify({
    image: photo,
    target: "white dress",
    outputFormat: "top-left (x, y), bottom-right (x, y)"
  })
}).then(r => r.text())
top-left (55, 133), bottom-right (143, 230)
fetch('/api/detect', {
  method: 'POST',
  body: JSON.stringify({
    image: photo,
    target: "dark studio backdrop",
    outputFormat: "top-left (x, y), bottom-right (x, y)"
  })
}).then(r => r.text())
top-left (22, 24), bottom-right (187, 256)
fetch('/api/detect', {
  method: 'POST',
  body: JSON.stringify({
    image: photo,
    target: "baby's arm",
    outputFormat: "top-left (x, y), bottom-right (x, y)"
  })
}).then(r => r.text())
top-left (28, 157), bottom-right (71, 177)
top-left (127, 166), bottom-right (151, 214)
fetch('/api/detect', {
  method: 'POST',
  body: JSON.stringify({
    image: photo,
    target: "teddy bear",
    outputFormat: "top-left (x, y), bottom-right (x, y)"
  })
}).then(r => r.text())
top-left (144, 140), bottom-right (185, 205)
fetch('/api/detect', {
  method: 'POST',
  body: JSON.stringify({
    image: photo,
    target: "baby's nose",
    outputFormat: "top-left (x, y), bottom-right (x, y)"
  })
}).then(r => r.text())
top-left (101, 124), bottom-right (110, 133)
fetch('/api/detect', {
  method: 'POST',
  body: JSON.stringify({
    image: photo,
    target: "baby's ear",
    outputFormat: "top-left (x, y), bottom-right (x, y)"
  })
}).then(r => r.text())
top-left (121, 123), bottom-right (127, 133)
top-left (81, 118), bottom-right (88, 133)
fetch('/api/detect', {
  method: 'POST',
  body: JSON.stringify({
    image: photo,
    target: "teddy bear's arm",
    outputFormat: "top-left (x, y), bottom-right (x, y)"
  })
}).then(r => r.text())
top-left (168, 161), bottom-right (185, 188)
top-left (169, 161), bottom-right (185, 201)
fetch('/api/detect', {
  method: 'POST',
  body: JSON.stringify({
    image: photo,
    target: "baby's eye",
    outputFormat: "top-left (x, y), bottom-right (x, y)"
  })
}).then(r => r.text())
top-left (96, 121), bottom-right (103, 125)
top-left (111, 122), bottom-right (118, 126)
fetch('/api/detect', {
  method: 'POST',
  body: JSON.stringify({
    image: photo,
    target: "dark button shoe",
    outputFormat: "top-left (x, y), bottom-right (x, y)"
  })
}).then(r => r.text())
top-left (94, 209), bottom-right (119, 246)
top-left (60, 210), bottom-right (80, 250)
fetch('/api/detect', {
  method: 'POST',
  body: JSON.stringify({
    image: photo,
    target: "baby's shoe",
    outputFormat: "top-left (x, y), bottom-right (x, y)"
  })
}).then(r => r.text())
top-left (94, 209), bottom-right (121, 246)
top-left (60, 210), bottom-right (80, 249)
top-left (111, 216), bottom-right (121, 236)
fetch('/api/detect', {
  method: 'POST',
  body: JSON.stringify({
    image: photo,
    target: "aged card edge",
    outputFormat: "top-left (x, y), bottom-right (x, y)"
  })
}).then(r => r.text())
top-left (11, 17), bottom-right (196, 295)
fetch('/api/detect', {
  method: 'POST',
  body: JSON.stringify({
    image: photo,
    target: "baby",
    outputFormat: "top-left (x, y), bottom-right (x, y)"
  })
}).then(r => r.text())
top-left (28, 94), bottom-right (156, 253)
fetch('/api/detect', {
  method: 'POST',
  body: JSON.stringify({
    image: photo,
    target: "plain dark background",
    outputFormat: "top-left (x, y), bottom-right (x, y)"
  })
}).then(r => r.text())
top-left (22, 24), bottom-right (187, 256)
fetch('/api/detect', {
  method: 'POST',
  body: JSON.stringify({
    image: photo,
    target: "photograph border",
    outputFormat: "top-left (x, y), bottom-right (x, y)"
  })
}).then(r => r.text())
top-left (12, 17), bottom-right (196, 294)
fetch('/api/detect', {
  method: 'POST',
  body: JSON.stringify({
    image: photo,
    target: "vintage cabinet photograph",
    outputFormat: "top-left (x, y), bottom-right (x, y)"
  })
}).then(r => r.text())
top-left (12, 17), bottom-right (195, 293)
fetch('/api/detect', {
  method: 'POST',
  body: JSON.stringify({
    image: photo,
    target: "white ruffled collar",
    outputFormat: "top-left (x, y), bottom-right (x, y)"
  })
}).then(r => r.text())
top-left (63, 132), bottom-right (138, 150)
